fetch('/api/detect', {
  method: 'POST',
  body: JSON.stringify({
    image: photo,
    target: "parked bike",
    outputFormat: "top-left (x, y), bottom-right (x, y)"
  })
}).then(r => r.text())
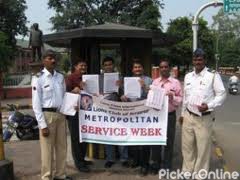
top-left (3, 104), bottom-right (39, 142)
top-left (228, 83), bottom-right (239, 95)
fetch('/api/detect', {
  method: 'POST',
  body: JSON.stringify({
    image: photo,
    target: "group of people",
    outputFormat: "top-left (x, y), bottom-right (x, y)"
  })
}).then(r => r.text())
top-left (32, 48), bottom-right (226, 180)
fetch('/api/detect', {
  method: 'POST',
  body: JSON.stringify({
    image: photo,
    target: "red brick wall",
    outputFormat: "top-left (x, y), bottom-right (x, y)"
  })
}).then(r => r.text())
top-left (1, 87), bottom-right (32, 99)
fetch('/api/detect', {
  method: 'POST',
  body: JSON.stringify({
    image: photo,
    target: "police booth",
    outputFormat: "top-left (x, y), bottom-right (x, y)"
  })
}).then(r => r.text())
top-left (43, 23), bottom-right (153, 159)
top-left (44, 23), bottom-right (152, 76)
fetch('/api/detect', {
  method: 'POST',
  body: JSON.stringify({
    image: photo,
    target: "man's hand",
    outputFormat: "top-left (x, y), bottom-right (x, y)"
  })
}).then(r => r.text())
top-left (138, 79), bottom-right (145, 88)
top-left (179, 116), bottom-right (184, 125)
top-left (71, 87), bottom-right (81, 94)
top-left (41, 127), bottom-right (50, 137)
top-left (120, 95), bottom-right (129, 102)
top-left (166, 91), bottom-right (174, 101)
top-left (116, 80), bottom-right (123, 87)
top-left (198, 103), bottom-right (208, 112)
top-left (80, 81), bottom-right (86, 89)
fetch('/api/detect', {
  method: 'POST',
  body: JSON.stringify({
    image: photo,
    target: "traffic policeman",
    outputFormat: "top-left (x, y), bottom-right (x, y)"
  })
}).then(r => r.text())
top-left (32, 50), bottom-right (72, 180)
top-left (180, 48), bottom-right (226, 179)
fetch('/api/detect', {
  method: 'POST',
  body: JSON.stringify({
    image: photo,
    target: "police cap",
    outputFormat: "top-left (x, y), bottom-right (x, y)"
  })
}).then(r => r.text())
top-left (193, 48), bottom-right (205, 58)
top-left (42, 49), bottom-right (57, 59)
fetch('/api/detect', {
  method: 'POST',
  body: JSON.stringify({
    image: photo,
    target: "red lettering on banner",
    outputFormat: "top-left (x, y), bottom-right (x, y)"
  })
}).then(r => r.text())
top-left (114, 128), bottom-right (120, 136)
top-left (81, 126), bottom-right (161, 136)
top-left (81, 125), bottom-right (87, 133)
top-left (102, 128), bottom-right (109, 135)
top-left (148, 128), bottom-right (155, 136)
top-left (131, 128), bottom-right (162, 136)
top-left (140, 128), bottom-right (147, 136)
top-left (131, 128), bottom-right (140, 136)
top-left (81, 125), bottom-right (127, 136)
top-left (155, 128), bottom-right (161, 136)
top-left (89, 126), bottom-right (95, 134)
top-left (95, 127), bottom-right (102, 135)
top-left (121, 128), bottom-right (127, 136)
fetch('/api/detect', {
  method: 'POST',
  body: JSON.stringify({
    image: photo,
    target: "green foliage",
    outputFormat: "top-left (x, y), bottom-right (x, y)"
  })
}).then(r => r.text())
top-left (212, 9), bottom-right (240, 67)
top-left (0, 0), bottom-right (28, 47)
top-left (48, 0), bottom-right (164, 31)
top-left (0, 32), bottom-right (13, 72)
top-left (58, 53), bottom-right (71, 73)
top-left (166, 17), bottom-right (215, 67)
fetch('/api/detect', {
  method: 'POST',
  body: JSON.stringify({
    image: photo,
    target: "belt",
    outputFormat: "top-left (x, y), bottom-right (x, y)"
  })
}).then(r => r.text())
top-left (42, 108), bottom-right (58, 112)
top-left (187, 108), bottom-right (211, 117)
top-left (168, 111), bottom-right (176, 115)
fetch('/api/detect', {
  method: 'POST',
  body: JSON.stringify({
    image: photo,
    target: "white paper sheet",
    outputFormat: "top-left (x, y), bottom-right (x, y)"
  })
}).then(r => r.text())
top-left (145, 85), bottom-right (166, 110)
top-left (188, 94), bottom-right (204, 116)
top-left (60, 92), bottom-right (80, 116)
top-left (104, 73), bottom-right (119, 93)
top-left (124, 77), bottom-right (141, 98)
top-left (82, 74), bottom-right (99, 94)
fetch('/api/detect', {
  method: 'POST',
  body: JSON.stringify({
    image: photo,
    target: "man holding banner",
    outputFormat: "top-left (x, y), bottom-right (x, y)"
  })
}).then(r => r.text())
top-left (121, 59), bottom-right (152, 176)
top-left (150, 59), bottom-right (183, 173)
top-left (100, 56), bottom-right (129, 169)
top-left (65, 59), bottom-right (91, 172)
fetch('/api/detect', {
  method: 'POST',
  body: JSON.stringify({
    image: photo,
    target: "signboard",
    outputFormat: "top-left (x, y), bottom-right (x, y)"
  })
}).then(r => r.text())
top-left (79, 93), bottom-right (168, 145)
top-left (224, 0), bottom-right (240, 13)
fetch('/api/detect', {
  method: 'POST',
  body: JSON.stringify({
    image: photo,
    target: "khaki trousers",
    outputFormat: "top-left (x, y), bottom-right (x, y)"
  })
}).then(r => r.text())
top-left (40, 112), bottom-right (67, 180)
top-left (182, 110), bottom-right (213, 179)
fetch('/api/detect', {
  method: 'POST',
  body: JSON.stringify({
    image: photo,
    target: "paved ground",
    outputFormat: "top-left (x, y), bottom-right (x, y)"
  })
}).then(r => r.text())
top-left (3, 121), bottom-right (222, 180)
top-left (213, 75), bottom-right (240, 172)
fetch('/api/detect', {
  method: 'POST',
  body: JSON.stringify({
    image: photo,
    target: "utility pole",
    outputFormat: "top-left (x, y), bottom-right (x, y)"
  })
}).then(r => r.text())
top-left (192, 0), bottom-right (223, 51)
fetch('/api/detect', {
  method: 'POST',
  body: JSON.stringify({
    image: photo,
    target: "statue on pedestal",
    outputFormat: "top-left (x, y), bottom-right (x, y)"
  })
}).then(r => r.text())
top-left (29, 23), bottom-right (43, 62)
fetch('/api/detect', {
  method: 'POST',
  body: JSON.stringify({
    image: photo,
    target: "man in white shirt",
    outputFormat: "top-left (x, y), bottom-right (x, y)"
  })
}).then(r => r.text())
top-left (179, 48), bottom-right (226, 179)
top-left (32, 50), bottom-right (71, 180)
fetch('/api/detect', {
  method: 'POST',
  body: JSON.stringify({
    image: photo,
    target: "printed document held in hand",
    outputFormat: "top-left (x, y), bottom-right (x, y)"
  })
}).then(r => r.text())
top-left (82, 74), bottom-right (99, 95)
top-left (60, 92), bottom-right (80, 116)
top-left (145, 85), bottom-right (166, 110)
top-left (188, 94), bottom-right (204, 116)
top-left (104, 72), bottom-right (119, 93)
top-left (124, 77), bottom-right (141, 98)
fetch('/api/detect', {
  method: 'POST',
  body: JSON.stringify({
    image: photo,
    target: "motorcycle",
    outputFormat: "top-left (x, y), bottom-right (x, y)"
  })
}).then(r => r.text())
top-left (228, 83), bottom-right (238, 95)
top-left (3, 104), bottom-right (39, 142)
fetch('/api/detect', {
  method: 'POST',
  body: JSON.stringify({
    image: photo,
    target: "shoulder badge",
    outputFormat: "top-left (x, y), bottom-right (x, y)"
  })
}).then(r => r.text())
top-left (34, 71), bottom-right (44, 78)
top-left (56, 70), bottom-right (64, 75)
top-left (207, 68), bottom-right (216, 73)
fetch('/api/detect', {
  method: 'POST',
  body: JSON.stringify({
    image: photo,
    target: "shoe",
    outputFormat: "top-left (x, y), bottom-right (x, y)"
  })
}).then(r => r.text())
top-left (121, 161), bottom-right (130, 168)
top-left (139, 167), bottom-right (148, 176)
top-left (150, 163), bottom-right (160, 175)
top-left (53, 176), bottom-right (72, 180)
top-left (150, 168), bottom-right (159, 175)
top-left (129, 160), bottom-right (139, 168)
top-left (77, 164), bottom-right (90, 172)
top-left (104, 161), bottom-right (115, 168)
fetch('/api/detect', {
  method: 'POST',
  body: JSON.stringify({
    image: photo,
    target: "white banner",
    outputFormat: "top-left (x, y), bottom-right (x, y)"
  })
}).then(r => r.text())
top-left (79, 93), bottom-right (168, 145)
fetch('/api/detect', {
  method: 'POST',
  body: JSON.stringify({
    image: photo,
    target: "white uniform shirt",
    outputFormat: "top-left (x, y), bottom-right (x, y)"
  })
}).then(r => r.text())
top-left (181, 67), bottom-right (226, 115)
top-left (32, 68), bottom-right (66, 129)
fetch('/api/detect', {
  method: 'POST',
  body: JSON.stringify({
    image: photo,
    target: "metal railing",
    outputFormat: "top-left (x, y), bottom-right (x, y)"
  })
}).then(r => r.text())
top-left (3, 74), bottom-right (29, 87)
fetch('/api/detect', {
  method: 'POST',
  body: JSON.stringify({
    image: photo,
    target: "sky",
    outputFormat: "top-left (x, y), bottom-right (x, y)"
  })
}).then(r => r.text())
top-left (23, 0), bottom-right (223, 37)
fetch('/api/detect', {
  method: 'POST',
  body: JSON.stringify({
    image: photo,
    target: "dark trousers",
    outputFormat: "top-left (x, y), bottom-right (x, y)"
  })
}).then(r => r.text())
top-left (129, 145), bottom-right (150, 168)
top-left (139, 146), bottom-right (150, 168)
top-left (151, 111), bottom-right (176, 169)
top-left (32, 46), bottom-right (41, 62)
top-left (67, 113), bottom-right (87, 168)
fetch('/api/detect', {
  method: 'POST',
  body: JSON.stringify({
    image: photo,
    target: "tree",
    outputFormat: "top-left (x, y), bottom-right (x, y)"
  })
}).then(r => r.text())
top-left (0, 0), bottom-right (28, 48)
top-left (48, 0), bottom-right (164, 31)
top-left (0, 32), bottom-right (12, 72)
top-left (166, 17), bottom-right (215, 69)
top-left (212, 9), bottom-right (240, 67)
